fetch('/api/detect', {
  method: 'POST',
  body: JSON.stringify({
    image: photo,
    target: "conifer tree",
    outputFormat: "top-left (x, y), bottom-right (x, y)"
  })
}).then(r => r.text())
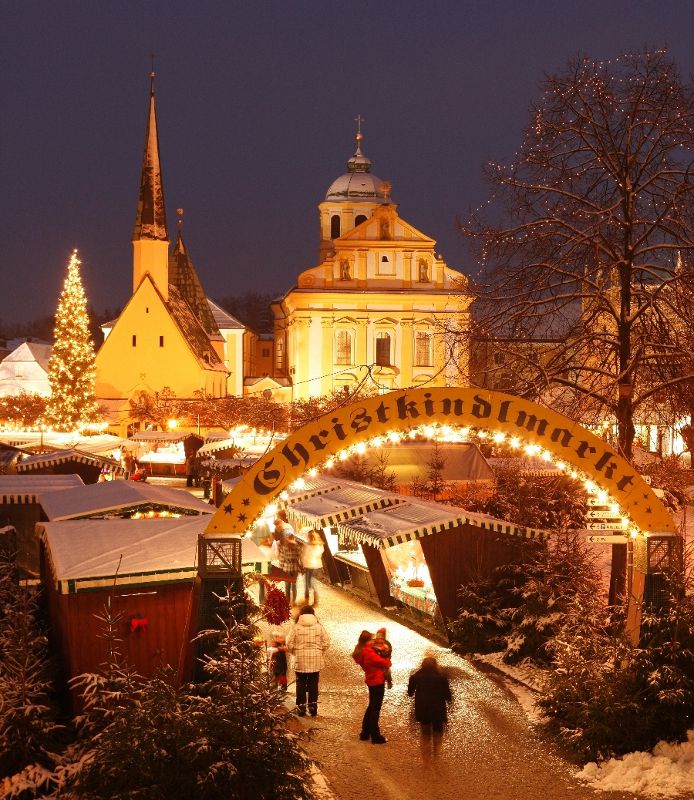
top-left (44, 250), bottom-right (100, 432)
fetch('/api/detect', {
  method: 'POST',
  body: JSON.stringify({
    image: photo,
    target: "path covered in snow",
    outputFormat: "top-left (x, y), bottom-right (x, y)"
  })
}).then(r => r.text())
top-left (272, 581), bottom-right (646, 800)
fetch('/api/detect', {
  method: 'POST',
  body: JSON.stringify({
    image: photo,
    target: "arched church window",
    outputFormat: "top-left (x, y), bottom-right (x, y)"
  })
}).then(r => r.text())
top-left (331, 215), bottom-right (341, 239)
top-left (355, 214), bottom-right (367, 227)
top-left (335, 330), bottom-right (353, 365)
top-left (375, 332), bottom-right (391, 367)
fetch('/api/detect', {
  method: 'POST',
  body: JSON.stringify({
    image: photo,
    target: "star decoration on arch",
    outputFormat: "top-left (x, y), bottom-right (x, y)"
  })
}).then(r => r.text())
top-left (238, 513), bottom-right (247, 524)
top-left (224, 505), bottom-right (233, 514)
top-left (242, 497), bottom-right (250, 506)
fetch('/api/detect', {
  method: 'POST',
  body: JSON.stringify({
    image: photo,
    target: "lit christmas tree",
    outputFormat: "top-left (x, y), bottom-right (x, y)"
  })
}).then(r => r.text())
top-left (44, 250), bottom-right (101, 432)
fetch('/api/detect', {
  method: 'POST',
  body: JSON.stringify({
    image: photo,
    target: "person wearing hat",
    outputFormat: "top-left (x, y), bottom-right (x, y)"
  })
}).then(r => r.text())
top-left (286, 605), bottom-right (331, 716)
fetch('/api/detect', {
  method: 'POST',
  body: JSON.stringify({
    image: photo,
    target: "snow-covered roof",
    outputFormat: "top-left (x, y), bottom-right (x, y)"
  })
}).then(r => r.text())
top-left (16, 449), bottom-right (121, 473)
top-left (39, 517), bottom-right (269, 592)
top-left (126, 431), bottom-right (204, 447)
top-left (334, 498), bottom-right (550, 549)
top-left (285, 477), bottom-right (406, 530)
top-left (282, 474), bottom-right (548, 547)
top-left (0, 474), bottom-right (84, 503)
top-left (39, 480), bottom-right (214, 521)
top-left (197, 438), bottom-right (240, 456)
top-left (346, 442), bottom-right (495, 483)
top-left (2, 341), bottom-right (52, 370)
top-left (207, 299), bottom-right (245, 330)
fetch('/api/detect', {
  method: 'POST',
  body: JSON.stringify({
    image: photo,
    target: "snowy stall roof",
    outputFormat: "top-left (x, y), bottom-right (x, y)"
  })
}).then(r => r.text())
top-left (39, 518), bottom-right (269, 594)
top-left (346, 442), bottom-right (495, 483)
top-left (334, 499), bottom-right (550, 549)
top-left (16, 449), bottom-right (122, 474)
top-left (197, 438), bottom-right (241, 457)
top-left (0, 433), bottom-right (125, 455)
top-left (0, 474), bottom-right (84, 503)
top-left (124, 431), bottom-right (204, 448)
top-left (285, 476), bottom-right (406, 530)
top-left (39, 481), bottom-right (214, 521)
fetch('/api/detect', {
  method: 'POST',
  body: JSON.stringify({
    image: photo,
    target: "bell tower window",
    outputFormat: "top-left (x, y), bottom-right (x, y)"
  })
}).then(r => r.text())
top-left (330, 215), bottom-right (341, 239)
top-left (355, 214), bottom-right (367, 227)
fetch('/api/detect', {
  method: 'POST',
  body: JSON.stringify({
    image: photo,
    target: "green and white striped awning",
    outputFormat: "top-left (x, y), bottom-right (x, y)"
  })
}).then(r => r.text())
top-left (334, 500), bottom-right (550, 549)
top-left (285, 478), bottom-right (405, 531)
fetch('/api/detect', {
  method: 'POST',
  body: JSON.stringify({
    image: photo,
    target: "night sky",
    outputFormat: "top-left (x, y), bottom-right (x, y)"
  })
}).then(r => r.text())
top-left (3, 1), bottom-right (694, 326)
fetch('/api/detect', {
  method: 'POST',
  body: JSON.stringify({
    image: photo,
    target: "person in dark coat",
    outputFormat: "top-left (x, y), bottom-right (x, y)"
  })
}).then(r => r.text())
top-left (407, 655), bottom-right (452, 737)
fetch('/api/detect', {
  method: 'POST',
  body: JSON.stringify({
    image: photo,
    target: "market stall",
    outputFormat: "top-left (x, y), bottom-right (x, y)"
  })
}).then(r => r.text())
top-left (39, 516), bottom-right (271, 707)
top-left (124, 431), bottom-right (204, 477)
top-left (15, 449), bottom-right (122, 484)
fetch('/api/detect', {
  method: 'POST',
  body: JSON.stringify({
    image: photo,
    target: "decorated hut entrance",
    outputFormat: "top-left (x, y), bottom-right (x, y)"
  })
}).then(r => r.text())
top-left (201, 388), bottom-right (677, 641)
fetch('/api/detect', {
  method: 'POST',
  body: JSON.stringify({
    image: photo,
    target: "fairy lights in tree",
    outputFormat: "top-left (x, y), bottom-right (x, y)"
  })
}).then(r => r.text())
top-left (44, 249), bottom-right (101, 432)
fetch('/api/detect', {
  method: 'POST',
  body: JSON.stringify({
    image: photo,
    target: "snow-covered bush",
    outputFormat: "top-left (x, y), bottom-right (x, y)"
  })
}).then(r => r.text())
top-left (0, 544), bottom-right (63, 790)
top-left (538, 569), bottom-right (694, 760)
top-left (58, 587), bottom-right (315, 800)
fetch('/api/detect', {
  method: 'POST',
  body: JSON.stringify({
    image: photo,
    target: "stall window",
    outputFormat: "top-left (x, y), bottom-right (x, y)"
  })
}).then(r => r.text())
top-left (330, 215), bottom-right (341, 239)
top-left (414, 331), bottom-right (433, 367)
top-left (335, 330), bottom-right (353, 365)
top-left (375, 332), bottom-right (391, 366)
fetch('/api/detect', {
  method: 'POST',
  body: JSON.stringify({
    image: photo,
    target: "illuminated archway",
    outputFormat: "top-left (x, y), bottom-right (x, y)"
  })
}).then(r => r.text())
top-left (204, 388), bottom-right (675, 537)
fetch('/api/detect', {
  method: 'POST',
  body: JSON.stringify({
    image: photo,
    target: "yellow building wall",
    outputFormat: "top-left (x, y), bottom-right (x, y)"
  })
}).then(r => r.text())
top-left (95, 278), bottom-right (218, 404)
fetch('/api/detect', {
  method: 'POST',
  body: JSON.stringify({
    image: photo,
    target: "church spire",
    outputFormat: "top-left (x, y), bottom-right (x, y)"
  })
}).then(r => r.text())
top-left (133, 71), bottom-right (168, 241)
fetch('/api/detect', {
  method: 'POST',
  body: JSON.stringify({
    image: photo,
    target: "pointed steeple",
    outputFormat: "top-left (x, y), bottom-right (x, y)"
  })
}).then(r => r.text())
top-left (132, 71), bottom-right (170, 299)
top-left (169, 208), bottom-right (220, 337)
top-left (133, 72), bottom-right (168, 241)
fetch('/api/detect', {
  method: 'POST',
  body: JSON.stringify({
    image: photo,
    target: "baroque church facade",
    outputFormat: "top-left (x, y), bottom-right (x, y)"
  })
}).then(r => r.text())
top-left (270, 128), bottom-right (472, 401)
top-left (95, 79), bottom-right (471, 431)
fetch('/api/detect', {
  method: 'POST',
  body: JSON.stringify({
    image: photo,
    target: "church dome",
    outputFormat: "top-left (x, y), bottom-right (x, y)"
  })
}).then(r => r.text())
top-left (325, 128), bottom-right (391, 204)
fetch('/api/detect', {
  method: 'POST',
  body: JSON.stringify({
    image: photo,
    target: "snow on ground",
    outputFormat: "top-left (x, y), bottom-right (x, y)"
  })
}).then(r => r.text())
top-left (474, 652), bottom-right (694, 798)
top-left (579, 730), bottom-right (694, 798)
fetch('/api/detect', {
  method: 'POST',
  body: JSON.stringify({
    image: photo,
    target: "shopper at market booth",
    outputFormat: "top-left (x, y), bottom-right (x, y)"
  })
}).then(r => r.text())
top-left (352, 630), bottom-right (391, 744)
top-left (286, 605), bottom-right (330, 717)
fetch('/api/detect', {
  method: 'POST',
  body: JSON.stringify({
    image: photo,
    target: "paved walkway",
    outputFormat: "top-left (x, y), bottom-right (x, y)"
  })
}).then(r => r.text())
top-left (271, 580), bottom-right (640, 800)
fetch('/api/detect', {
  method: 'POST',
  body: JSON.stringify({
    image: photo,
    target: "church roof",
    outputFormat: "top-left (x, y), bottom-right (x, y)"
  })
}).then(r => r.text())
top-left (207, 298), bottom-right (245, 330)
top-left (325, 128), bottom-right (390, 204)
top-left (133, 73), bottom-right (168, 242)
top-left (165, 285), bottom-right (227, 372)
top-left (168, 210), bottom-right (221, 338)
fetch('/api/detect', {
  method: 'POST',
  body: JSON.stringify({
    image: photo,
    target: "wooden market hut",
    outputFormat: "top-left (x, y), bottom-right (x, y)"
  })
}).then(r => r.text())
top-left (124, 431), bottom-right (204, 477)
top-left (39, 517), bottom-right (270, 709)
top-left (284, 476), bottom-right (548, 634)
top-left (0, 474), bottom-right (84, 572)
top-left (39, 480), bottom-right (214, 521)
top-left (15, 449), bottom-right (123, 484)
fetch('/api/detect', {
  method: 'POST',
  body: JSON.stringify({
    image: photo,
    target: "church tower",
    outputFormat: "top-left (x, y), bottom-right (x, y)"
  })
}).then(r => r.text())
top-left (132, 72), bottom-right (170, 300)
top-left (318, 116), bottom-right (390, 262)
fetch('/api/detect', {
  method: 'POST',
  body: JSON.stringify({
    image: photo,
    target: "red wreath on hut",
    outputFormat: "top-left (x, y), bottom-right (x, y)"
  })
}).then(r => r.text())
top-left (130, 614), bottom-right (148, 634)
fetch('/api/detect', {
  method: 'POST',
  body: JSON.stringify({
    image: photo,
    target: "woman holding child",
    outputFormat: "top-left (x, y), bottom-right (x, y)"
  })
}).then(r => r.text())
top-left (352, 630), bottom-right (391, 744)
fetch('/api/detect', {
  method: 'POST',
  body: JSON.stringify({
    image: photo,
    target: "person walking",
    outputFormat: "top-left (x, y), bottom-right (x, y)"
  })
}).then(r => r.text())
top-left (407, 655), bottom-right (452, 754)
top-left (286, 605), bottom-right (331, 717)
top-left (276, 516), bottom-right (302, 603)
top-left (301, 529), bottom-right (324, 604)
top-left (352, 630), bottom-right (391, 744)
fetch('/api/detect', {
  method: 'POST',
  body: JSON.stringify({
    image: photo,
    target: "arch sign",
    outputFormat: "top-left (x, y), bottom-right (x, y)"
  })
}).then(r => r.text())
top-left (204, 388), bottom-right (675, 537)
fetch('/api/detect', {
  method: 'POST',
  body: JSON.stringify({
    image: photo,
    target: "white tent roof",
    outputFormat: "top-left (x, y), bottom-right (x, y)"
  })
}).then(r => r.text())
top-left (0, 474), bottom-right (84, 503)
top-left (39, 517), bottom-right (268, 593)
top-left (39, 480), bottom-right (214, 521)
top-left (16, 449), bottom-right (121, 472)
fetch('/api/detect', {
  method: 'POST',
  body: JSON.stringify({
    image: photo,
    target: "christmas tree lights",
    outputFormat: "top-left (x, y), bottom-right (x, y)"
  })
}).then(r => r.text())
top-left (44, 250), bottom-right (101, 432)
